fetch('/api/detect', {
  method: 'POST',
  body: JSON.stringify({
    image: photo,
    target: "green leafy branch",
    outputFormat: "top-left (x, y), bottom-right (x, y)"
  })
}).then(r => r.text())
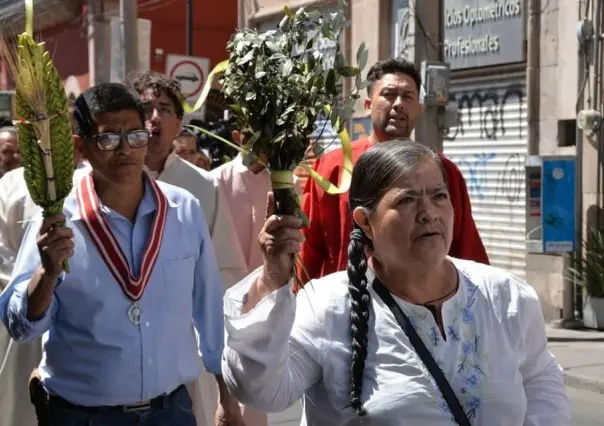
top-left (567, 226), bottom-right (604, 298)
top-left (220, 0), bottom-right (368, 172)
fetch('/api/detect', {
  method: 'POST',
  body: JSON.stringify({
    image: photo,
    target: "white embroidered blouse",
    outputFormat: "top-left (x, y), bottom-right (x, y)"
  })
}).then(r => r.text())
top-left (222, 258), bottom-right (571, 426)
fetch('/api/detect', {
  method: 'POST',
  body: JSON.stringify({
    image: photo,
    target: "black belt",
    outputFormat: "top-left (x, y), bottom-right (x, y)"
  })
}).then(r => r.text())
top-left (44, 384), bottom-right (186, 413)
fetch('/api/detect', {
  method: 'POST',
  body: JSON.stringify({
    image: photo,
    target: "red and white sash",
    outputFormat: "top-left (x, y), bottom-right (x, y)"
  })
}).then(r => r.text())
top-left (76, 171), bottom-right (168, 301)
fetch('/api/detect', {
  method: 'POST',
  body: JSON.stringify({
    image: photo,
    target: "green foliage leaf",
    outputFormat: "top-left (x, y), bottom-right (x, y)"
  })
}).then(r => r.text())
top-left (282, 59), bottom-right (294, 77)
top-left (236, 49), bottom-right (255, 66)
top-left (568, 227), bottom-right (604, 297)
top-left (278, 15), bottom-right (290, 31)
top-left (356, 42), bottom-right (368, 70)
top-left (219, 0), bottom-right (363, 211)
top-left (325, 69), bottom-right (336, 94)
top-left (338, 66), bottom-right (360, 77)
top-left (335, 52), bottom-right (347, 69)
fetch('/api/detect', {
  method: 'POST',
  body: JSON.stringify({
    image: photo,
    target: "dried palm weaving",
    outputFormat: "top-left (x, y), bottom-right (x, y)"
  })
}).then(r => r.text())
top-left (0, 30), bottom-right (74, 270)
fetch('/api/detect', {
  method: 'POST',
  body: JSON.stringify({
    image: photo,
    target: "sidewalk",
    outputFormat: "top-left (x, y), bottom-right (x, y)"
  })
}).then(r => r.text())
top-left (547, 325), bottom-right (604, 395)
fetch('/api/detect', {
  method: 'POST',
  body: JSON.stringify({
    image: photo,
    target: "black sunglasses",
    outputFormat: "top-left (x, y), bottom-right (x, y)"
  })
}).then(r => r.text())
top-left (93, 130), bottom-right (151, 151)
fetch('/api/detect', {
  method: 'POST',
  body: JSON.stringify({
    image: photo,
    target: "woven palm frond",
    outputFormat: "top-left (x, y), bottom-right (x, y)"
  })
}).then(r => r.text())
top-left (3, 33), bottom-right (73, 217)
top-left (1, 32), bottom-right (73, 271)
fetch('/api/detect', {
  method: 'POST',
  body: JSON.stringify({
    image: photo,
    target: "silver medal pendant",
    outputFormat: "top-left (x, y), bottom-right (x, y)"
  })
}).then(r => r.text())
top-left (128, 302), bottom-right (142, 326)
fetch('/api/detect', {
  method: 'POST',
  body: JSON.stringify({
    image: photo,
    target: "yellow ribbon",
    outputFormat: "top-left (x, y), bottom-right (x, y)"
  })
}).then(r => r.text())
top-left (270, 170), bottom-right (295, 190)
top-left (182, 60), bottom-right (354, 195)
top-left (25, 0), bottom-right (34, 36)
top-left (182, 60), bottom-right (229, 114)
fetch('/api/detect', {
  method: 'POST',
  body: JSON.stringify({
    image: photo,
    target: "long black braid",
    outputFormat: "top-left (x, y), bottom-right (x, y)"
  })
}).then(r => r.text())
top-left (347, 226), bottom-right (372, 416)
top-left (344, 139), bottom-right (447, 418)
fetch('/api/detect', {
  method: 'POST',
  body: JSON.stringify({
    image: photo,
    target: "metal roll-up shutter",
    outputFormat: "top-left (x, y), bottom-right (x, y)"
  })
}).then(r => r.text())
top-left (443, 73), bottom-right (527, 278)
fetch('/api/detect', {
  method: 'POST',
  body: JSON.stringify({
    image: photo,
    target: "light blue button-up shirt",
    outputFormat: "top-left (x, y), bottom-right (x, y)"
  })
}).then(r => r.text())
top-left (0, 178), bottom-right (224, 406)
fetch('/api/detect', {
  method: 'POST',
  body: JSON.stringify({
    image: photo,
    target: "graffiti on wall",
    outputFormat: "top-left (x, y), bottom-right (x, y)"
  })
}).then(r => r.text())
top-left (444, 83), bottom-right (525, 142)
top-left (446, 83), bottom-right (526, 202)
top-left (459, 152), bottom-right (524, 203)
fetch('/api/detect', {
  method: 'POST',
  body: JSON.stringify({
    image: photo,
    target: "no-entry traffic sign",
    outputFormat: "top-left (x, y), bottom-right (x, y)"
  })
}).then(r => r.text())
top-left (166, 55), bottom-right (210, 104)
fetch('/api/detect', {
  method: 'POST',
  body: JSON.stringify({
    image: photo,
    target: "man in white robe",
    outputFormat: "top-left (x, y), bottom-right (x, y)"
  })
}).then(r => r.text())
top-left (0, 140), bottom-right (88, 426)
top-left (128, 71), bottom-right (247, 426)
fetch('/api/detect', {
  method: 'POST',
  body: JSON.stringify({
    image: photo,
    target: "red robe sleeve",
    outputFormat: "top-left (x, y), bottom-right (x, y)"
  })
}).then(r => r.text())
top-left (298, 158), bottom-right (328, 283)
top-left (440, 154), bottom-right (490, 264)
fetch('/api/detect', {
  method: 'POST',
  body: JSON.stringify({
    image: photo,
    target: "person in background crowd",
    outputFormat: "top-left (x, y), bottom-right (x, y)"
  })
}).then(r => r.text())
top-left (213, 129), bottom-right (301, 279)
top-left (211, 129), bottom-right (302, 426)
top-left (173, 128), bottom-right (200, 165)
top-left (221, 140), bottom-right (570, 425)
top-left (299, 58), bottom-right (488, 283)
top-left (0, 126), bottom-right (21, 177)
top-left (0, 83), bottom-right (241, 426)
top-left (195, 147), bottom-right (212, 171)
top-left (173, 127), bottom-right (212, 171)
top-left (0, 108), bottom-right (88, 426)
top-left (127, 71), bottom-right (246, 426)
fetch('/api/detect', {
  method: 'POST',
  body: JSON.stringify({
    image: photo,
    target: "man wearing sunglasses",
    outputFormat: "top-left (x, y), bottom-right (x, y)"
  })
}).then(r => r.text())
top-left (0, 83), bottom-right (240, 426)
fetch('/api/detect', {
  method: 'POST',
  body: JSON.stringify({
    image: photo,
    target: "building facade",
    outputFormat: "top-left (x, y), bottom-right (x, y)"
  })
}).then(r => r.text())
top-left (0, 0), bottom-right (592, 321)
top-left (241, 0), bottom-right (591, 322)
top-left (441, 0), bottom-right (529, 280)
top-left (0, 0), bottom-right (237, 102)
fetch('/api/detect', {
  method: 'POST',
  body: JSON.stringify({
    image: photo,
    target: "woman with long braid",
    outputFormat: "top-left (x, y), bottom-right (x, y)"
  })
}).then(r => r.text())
top-left (221, 140), bottom-right (571, 425)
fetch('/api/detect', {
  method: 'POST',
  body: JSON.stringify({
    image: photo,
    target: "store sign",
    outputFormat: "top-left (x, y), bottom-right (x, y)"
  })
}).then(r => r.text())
top-left (542, 157), bottom-right (576, 253)
top-left (442, 0), bottom-right (524, 70)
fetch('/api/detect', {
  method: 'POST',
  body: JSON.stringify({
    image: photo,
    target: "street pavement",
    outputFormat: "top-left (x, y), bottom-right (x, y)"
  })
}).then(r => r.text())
top-left (547, 325), bottom-right (604, 395)
top-left (267, 325), bottom-right (604, 426)
top-left (269, 386), bottom-right (604, 426)
top-left (569, 387), bottom-right (604, 426)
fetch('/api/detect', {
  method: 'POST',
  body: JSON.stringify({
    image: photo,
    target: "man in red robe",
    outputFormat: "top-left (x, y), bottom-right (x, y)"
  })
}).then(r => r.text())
top-left (299, 58), bottom-right (489, 282)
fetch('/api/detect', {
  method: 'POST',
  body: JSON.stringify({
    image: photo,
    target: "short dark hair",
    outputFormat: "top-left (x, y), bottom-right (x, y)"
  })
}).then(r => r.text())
top-left (366, 57), bottom-right (422, 97)
top-left (127, 71), bottom-right (185, 119)
top-left (178, 126), bottom-right (200, 139)
top-left (72, 83), bottom-right (145, 139)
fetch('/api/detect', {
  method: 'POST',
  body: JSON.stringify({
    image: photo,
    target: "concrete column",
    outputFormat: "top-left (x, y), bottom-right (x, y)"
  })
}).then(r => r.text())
top-left (87, 0), bottom-right (112, 85)
top-left (411, 0), bottom-right (443, 153)
top-left (121, 0), bottom-right (139, 76)
top-left (350, 0), bottom-right (386, 117)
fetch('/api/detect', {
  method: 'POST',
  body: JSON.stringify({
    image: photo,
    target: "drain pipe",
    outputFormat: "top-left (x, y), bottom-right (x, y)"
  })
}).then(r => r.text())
top-left (527, 0), bottom-right (540, 156)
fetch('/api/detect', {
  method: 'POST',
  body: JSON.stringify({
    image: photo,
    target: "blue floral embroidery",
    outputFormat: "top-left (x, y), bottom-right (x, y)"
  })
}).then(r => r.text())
top-left (430, 326), bottom-right (441, 346)
top-left (461, 285), bottom-right (479, 324)
top-left (438, 400), bottom-right (452, 415)
top-left (456, 282), bottom-right (487, 422)
top-left (407, 315), bottom-right (418, 330)
top-left (458, 335), bottom-right (480, 372)
top-left (462, 372), bottom-right (481, 388)
top-left (447, 325), bottom-right (461, 341)
top-left (466, 396), bottom-right (483, 420)
top-left (406, 276), bottom-right (487, 423)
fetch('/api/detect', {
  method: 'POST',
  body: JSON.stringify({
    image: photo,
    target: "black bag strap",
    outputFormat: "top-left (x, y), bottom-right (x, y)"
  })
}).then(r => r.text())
top-left (372, 278), bottom-right (471, 426)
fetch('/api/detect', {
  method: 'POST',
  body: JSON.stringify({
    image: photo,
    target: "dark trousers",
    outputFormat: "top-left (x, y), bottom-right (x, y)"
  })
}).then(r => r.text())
top-left (29, 375), bottom-right (196, 426)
